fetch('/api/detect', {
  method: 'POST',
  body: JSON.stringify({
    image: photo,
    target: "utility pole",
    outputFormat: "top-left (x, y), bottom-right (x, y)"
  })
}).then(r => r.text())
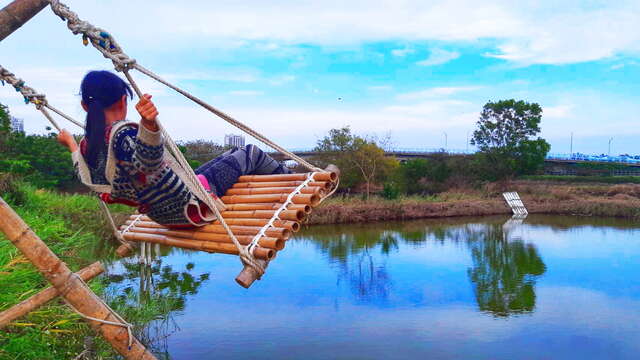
top-left (608, 137), bottom-right (613, 157)
top-left (443, 131), bottom-right (447, 151)
top-left (466, 130), bottom-right (470, 153)
top-left (570, 132), bottom-right (573, 155)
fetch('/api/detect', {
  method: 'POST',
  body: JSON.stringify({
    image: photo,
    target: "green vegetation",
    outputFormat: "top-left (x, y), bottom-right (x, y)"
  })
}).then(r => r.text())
top-left (0, 176), bottom-right (115, 359)
top-left (471, 99), bottom-right (550, 181)
top-left (313, 127), bottom-right (398, 199)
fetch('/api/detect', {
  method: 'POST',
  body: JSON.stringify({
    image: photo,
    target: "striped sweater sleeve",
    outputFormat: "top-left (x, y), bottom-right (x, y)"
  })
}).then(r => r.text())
top-left (112, 124), bottom-right (165, 175)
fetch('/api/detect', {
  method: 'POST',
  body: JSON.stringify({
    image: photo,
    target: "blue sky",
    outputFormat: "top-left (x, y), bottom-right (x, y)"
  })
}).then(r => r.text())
top-left (1, 0), bottom-right (639, 154)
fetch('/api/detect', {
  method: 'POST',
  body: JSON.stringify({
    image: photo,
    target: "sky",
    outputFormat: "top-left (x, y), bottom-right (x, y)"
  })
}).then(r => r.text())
top-left (1, 0), bottom-right (639, 155)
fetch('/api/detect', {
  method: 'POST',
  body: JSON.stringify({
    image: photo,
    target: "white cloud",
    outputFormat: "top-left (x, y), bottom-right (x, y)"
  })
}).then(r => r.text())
top-left (391, 47), bottom-right (415, 57)
top-left (544, 104), bottom-right (573, 118)
top-left (2, 1), bottom-right (639, 67)
top-left (367, 85), bottom-right (393, 91)
top-left (228, 90), bottom-right (263, 96)
top-left (396, 86), bottom-right (482, 100)
top-left (416, 49), bottom-right (460, 66)
top-left (268, 75), bottom-right (296, 86)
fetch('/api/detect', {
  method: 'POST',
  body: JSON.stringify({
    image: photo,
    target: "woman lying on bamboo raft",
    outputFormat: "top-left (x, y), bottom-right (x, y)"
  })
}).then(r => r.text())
top-left (56, 70), bottom-right (298, 228)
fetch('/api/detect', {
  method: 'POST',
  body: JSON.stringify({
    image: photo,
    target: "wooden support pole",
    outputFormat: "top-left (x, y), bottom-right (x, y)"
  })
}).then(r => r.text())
top-left (0, 196), bottom-right (156, 360)
top-left (0, 0), bottom-right (48, 42)
top-left (0, 262), bottom-right (104, 329)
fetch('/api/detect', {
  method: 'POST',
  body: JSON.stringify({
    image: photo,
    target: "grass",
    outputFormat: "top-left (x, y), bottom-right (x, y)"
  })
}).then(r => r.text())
top-left (0, 176), bottom-right (127, 360)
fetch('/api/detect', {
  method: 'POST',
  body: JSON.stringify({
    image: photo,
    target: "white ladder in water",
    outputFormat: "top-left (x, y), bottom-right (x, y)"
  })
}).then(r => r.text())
top-left (502, 191), bottom-right (528, 217)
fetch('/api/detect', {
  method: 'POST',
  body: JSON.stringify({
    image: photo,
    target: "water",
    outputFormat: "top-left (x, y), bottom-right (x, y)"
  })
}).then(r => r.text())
top-left (105, 215), bottom-right (640, 359)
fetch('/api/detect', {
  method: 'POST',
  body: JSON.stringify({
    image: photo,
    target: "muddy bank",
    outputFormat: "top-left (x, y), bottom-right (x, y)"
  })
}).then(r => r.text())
top-left (307, 181), bottom-right (640, 224)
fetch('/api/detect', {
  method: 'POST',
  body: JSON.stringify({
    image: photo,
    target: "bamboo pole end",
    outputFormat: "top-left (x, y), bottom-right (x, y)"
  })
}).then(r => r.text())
top-left (115, 243), bottom-right (135, 258)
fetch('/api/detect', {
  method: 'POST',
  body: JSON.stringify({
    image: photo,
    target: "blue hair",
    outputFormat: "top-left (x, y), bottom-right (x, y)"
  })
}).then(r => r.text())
top-left (80, 70), bottom-right (133, 167)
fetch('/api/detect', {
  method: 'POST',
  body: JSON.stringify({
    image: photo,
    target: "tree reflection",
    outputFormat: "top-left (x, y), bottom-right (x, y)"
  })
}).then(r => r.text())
top-left (304, 218), bottom-right (546, 316)
top-left (466, 223), bottom-right (546, 317)
top-left (103, 258), bottom-right (210, 356)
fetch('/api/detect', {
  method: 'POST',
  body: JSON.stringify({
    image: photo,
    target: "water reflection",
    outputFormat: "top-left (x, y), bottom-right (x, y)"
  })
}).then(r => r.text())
top-left (304, 217), bottom-right (546, 316)
top-left (104, 257), bottom-right (211, 356)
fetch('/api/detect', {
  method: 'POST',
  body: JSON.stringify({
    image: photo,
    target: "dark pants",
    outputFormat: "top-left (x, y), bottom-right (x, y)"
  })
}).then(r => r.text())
top-left (195, 144), bottom-right (292, 196)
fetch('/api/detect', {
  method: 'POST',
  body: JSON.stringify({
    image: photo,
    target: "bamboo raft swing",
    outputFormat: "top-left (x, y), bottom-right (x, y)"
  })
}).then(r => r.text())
top-left (119, 171), bottom-right (339, 288)
top-left (0, 0), bottom-right (339, 358)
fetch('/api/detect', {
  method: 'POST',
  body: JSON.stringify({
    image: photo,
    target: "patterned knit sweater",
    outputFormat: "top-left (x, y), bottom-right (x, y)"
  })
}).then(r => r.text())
top-left (72, 120), bottom-right (217, 227)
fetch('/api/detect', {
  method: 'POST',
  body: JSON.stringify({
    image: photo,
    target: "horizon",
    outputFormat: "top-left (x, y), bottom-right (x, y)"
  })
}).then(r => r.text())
top-left (1, 0), bottom-right (639, 155)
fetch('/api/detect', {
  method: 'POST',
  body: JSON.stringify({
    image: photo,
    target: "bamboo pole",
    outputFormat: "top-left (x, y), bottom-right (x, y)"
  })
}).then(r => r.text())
top-left (0, 0), bottom-right (48, 42)
top-left (122, 226), bottom-right (285, 250)
top-left (232, 181), bottom-right (331, 190)
top-left (221, 203), bottom-right (312, 214)
top-left (221, 194), bottom-right (320, 206)
top-left (0, 262), bottom-right (104, 329)
top-left (0, 197), bottom-right (156, 359)
top-left (216, 218), bottom-right (300, 232)
top-left (236, 259), bottom-right (269, 289)
top-left (127, 215), bottom-right (301, 232)
top-left (225, 186), bottom-right (324, 196)
top-left (237, 172), bottom-right (337, 183)
top-left (122, 232), bottom-right (275, 260)
top-left (220, 209), bottom-right (306, 221)
top-left (123, 221), bottom-right (291, 240)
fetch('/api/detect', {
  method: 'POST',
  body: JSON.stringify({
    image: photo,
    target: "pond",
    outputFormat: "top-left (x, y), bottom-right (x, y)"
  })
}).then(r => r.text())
top-left (104, 215), bottom-right (640, 359)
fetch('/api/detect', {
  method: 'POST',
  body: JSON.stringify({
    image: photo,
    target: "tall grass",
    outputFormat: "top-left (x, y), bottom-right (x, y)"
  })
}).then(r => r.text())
top-left (0, 177), bottom-right (125, 359)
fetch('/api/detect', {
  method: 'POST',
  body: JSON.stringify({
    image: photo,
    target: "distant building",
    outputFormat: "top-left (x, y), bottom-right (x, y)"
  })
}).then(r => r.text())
top-left (10, 117), bottom-right (24, 133)
top-left (224, 134), bottom-right (245, 148)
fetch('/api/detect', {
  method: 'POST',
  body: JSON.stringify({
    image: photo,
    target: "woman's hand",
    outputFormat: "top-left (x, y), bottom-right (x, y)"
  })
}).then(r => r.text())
top-left (57, 129), bottom-right (79, 153)
top-left (136, 94), bottom-right (159, 131)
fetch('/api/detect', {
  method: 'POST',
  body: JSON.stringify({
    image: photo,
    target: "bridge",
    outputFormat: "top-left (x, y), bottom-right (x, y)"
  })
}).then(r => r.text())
top-left (271, 147), bottom-right (640, 167)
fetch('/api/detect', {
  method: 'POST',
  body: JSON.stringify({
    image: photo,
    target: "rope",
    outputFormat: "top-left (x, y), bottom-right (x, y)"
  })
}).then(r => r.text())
top-left (0, 65), bottom-right (84, 129)
top-left (1, 63), bottom-right (134, 252)
top-left (46, 0), bottom-right (322, 172)
top-left (61, 273), bottom-right (134, 350)
top-left (247, 173), bottom-right (316, 255)
top-left (122, 69), bottom-right (265, 275)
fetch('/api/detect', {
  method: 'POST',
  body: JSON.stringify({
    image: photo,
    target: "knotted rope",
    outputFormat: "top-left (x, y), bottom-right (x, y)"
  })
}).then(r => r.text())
top-left (47, 0), bottom-right (321, 173)
top-left (0, 64), bottom-right (135, 253)
top-left (0, 65), bottom-right (84, 130)
top-left (247, 173), bottom-right (316, 256)
top-left (46, 0), bottom-right (328, 275)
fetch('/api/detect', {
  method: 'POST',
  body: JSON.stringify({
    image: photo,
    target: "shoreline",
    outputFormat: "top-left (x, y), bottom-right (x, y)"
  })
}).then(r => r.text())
top-left (308, 181), bottom-right (640, 224)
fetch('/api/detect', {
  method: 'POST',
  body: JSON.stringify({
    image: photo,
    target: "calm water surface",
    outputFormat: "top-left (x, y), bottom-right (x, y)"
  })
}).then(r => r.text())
top-left (105, 215), bottom-right (640, 359)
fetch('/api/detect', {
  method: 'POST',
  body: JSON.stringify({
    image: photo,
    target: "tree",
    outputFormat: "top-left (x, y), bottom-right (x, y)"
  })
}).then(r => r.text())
top-left (470, 99), bottom-right (550, 180)
top-left (351, 138), bottom-right (397, 199)
top-left (0, 102), bottom-right (11, 152)
top-left (178, 139), bottom-right (228, 169)
top-left (313, 127), bottom-right (398, 197)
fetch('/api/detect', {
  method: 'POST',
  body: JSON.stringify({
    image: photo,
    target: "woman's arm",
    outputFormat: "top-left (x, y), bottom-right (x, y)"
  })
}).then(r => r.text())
top-left (113, 94), bottom-right (165, 177)
top-left (57, 129), bottom-right (79, 153)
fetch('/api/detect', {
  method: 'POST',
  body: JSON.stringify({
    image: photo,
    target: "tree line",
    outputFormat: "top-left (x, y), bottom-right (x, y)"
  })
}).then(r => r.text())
top-left (313, 99), bottom-right (550, 199)
top-left (0, 99), bottom-right (550, 196)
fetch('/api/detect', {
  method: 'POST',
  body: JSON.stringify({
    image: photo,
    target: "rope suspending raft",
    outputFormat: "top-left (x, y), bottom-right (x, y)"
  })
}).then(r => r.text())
top-left (120, 171), bottom-right (338, 288)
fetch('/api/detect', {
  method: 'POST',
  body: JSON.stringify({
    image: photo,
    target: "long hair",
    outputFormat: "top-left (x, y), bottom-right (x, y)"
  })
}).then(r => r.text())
top-left (80, 70), bottom-right (133, 166)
